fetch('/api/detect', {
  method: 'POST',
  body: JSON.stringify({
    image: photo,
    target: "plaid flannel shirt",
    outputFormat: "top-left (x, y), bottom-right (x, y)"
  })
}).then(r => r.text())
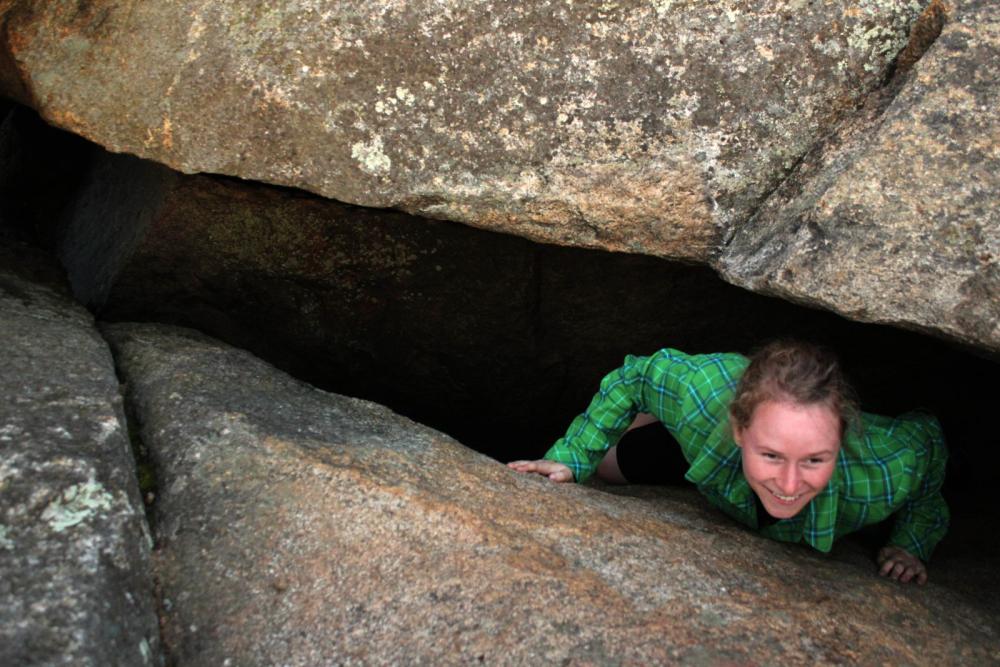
top-left (544, 348), bottom-right (949, 560)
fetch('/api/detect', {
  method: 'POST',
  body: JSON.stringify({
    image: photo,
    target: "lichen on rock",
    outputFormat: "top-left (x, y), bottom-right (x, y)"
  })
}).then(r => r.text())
top-left (0, 239), bottom-right (161, 666)
top-left (40, 479), bottom-right (116, 532)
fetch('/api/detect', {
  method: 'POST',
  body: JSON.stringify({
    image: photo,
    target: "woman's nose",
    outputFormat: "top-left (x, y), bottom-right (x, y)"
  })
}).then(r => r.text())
top-left (777, 464), bottom-right (800, 494)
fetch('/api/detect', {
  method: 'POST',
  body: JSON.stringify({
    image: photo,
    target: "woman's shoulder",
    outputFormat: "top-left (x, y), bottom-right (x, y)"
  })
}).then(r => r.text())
top-left (649, 347), bottom-right (749, 372)
top-left (639, 348), bottom-right (750, 398)
top-left (846, 409), bottom-right (945, 457)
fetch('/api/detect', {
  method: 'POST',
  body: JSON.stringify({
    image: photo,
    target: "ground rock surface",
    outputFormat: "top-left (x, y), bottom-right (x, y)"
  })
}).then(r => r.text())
top-left (720, 0), bottom-right (1000, 352)
top-left (105, 321), bottom-right (999, 666)
top-left (0, 0), bottom-right (923, 261)
top-left (0, 241), bottom-right (160, 665)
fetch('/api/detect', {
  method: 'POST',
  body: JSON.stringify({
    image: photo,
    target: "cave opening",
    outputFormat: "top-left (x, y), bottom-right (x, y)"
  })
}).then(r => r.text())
top-left (3, 101), bottom-right (998, 569)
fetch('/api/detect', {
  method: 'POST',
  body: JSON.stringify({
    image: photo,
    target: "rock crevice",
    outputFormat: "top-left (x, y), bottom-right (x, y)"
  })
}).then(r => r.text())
top-left (0, 238), bottom-right (162, 666)
top-left (718, 0), bottom-right (999, 353)
top-left (722, 0), bottom-right (949, 254)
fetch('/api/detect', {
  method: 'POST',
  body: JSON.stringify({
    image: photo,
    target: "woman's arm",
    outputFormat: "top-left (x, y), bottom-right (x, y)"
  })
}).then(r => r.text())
top-left (538, 354), bottom-right (655, 482)
top-left (509, 348), bottom-right (746, 483)
top-left (882, 413), bottom-right (949, 583)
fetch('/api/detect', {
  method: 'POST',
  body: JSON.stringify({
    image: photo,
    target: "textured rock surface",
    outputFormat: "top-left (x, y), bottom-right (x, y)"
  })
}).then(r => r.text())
top-left (0, 240), bottom-right (160, 665)
top-left (105, 322), bottom-right (1000, 666)
top-left (720, 0), bottom-right (999, 352)
top-left (0, 0), bottom-right (923, 260)
top-left (2, 1), bottom-right (996, 354)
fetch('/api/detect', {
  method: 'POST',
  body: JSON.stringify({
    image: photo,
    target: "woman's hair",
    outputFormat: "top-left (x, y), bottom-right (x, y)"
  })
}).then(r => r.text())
top-left (729, 339), bottom-right (859, 436)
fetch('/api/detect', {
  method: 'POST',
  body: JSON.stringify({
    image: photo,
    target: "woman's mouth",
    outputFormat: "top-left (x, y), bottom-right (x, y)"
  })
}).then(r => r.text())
top-left (768, 487), bottom-right (803, 504)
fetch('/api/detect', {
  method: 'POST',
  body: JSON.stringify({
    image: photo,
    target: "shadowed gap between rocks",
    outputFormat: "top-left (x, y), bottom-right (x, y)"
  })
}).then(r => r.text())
top-left (107, 331), bottom-right (171, 665)
top-left (3, 99), bottom-right (999, 604)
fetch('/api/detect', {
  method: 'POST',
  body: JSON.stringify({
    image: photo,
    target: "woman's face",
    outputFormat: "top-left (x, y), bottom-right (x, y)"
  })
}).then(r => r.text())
top-left (733, 400), bottom-right (841, 520)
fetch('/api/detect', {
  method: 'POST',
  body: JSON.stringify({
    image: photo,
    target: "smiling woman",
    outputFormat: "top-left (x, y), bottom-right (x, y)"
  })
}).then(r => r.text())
top-left (727, 340), bottom-right (852, 521)
top-left (508, 340), bottom-right (949, 586)
top-left (735, 400), bottom-right (840, 520)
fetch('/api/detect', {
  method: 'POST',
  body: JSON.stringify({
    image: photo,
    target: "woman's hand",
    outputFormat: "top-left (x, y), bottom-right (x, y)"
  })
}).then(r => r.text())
top-left (507, 459), bottom-right (574, 483)
top-left (877, 545), bottom-right (928, 585)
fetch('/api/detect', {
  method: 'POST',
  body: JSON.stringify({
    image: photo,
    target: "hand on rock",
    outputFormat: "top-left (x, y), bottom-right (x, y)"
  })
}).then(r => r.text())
top-left (507, 459), bottom-right (574, 483)
top-left (877, 545), bottom-right (928, 585)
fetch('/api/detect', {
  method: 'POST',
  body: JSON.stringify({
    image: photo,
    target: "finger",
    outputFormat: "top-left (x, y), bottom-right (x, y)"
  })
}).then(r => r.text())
top-left (537, 461), bottom-right (566, 475)
top-left (880, 558), bottom-right (897, 576)
top-left (548, 467), bottom-right (572, 483)
top-left (900, 568), bottom-right (915, 584)
top-left (509, 460), bottom-right (565, 477)
top-left (891, 563), bottom-right (906, 580)
top-left (917, 570), bottom-right (928, 586)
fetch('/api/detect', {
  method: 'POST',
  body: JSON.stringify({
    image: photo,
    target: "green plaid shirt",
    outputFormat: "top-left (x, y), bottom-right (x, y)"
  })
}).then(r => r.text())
top-left (544, 348), bottom-right (949, 560)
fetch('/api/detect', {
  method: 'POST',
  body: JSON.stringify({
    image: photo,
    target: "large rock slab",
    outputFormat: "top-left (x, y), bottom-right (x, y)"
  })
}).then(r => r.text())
top-left (105, 321), bottom-right (1000, 666)
top-left (3, 1), bottom-right (996, 355)
top-left (0, 0), bottom-right (924, 260)
top-left (0, 240), bottom-right (160, 665)
top-left (720, 0), bottom-right (999, 352)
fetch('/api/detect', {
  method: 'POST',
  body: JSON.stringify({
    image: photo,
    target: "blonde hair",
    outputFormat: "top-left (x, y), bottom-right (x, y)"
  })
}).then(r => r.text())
top-left (730, 340), bottom-right (859, 437)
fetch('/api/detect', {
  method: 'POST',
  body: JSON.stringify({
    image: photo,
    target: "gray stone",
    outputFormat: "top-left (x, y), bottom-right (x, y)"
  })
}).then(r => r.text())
top-left (105, 321), bottom-right (1000, 666)
top-left (0, 241), bottom-right (160, 666)
top-left (719, 0), bottom-right (1000, 353)
top-left (0, 0), bottom-right (923, 260)
top-left (2, 0), bottom-right (996, 355)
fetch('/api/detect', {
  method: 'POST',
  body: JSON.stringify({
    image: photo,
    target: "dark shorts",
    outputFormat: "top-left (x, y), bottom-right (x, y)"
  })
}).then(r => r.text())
top-left (614, 423), bottom-right (692, 485)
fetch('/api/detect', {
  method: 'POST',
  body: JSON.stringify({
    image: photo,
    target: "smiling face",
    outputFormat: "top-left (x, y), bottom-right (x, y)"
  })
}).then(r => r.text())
top-left (733, 400), bottom-right (841, 519)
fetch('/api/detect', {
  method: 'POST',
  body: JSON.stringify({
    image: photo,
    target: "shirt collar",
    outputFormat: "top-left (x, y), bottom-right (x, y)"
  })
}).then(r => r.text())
top-left (684, 416), bottom-right (842, 552)
top-left (800, 452), bottom-right (843, 553)
top-left (684, 417), bottom-right (753, 515)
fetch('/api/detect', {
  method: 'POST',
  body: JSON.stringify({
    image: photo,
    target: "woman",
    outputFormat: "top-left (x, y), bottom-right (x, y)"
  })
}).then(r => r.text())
top-left (509, 340), bottom-right (948, 585)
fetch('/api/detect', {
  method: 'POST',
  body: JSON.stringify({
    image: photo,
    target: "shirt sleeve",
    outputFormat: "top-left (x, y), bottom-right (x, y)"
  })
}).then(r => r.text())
top-left (542, 348), bottom-right (721, 482)
top-left (886, 414), bottom-right (950, 562)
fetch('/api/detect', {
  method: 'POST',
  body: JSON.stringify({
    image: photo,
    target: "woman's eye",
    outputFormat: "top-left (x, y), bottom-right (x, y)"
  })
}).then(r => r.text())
top-left (762, 452), bottom-right (779, 460)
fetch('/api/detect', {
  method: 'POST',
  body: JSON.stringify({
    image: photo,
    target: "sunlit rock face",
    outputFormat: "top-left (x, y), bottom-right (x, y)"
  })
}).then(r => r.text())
top-left (0, 240), bottom-right (159, 666)
top-left (0, 0), bottom-right (921, 259)
top-left (0, 0), bottom-right (996, 353)
top-left (720, 0), bottom-right (1000, 353)
top-left (104, 322), bottom-right (1000, 666)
